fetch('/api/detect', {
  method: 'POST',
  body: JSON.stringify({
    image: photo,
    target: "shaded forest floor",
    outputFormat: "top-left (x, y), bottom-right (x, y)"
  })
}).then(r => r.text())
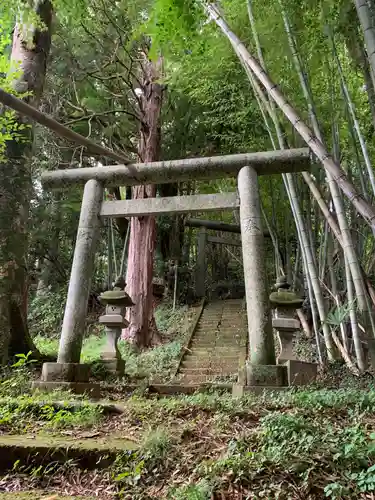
top-left (1, 368), bottom-right (375, 499)
top-left (1, 300), bottom-right (373, 498)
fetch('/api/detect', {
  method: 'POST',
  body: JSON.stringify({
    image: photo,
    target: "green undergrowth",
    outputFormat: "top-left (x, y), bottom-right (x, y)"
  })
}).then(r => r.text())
top-left (0, 494), bottom-right (93, 499)
top-left (2, 385), bottom-right (375, 497)
top-left (33, 301), bottom-right (189, 382)
top-left (110, 387), bottom-right (375, 499)
top-left (0, 393), bottom-right (103, 432)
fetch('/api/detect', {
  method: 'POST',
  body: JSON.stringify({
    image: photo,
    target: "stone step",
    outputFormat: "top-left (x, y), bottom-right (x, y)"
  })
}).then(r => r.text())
top-left (0, 433), bottom-right (137, 472)
top-left (186, 349), bottom-right (244, 356)
top-left (192, 335), bottom-right (245, 342)
top-left (181, 359), bottom-right (240, 369)
top-left (180, 368), bottom-right (238, 376)
top-left (190, 341), bottom-right (244, 348)
top-left (176, 373), bottom-right (238, 384)
top-left (183, 354), bottom-right (240, 362)
top-left (195, 326), bottom-right (244, 332)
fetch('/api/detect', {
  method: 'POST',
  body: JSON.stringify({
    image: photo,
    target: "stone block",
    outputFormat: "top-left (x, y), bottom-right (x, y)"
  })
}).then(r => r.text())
top-left (246, 363), bottom-right (287, 386)
top-left (237, 363), bottom-right (246, 385)
top-left (32, 381), bottom-right (101, 399)
top-left (41, 362), bottom-right (90, 383)
top-left (100, 358), bottom-right (125, 376)
top-left (272, 317), bottom-right (300, 330)
top-left (99, 314), bottom-right (128, 327)
top-left (276, 330), bottom-right (298, 364)
top-left (285, 360), bottom-right (318, 386)
top-left (232, 384), bottom-right (244, 398)
top-left (243, 385), bottom-right (290, 395)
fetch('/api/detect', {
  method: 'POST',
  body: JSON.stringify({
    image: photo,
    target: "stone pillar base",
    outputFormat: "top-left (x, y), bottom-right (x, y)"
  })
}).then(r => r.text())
top-left (232, 383), bottom-right (245, 398)
top-left (41, 362), bottom-right (90, 382)
top-left (246, 363), bottom-right (287, 386)
top-left (32, 362), bottom-right (100, 398)
top-left (32, 381), bottom-right (100, 399)
top-left (100, 358), bottom-right (125, 376)
top-left (284, 360), bottom-right (318, 386)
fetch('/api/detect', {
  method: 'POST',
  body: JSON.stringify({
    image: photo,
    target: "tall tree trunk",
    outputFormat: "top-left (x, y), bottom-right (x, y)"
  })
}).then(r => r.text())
top-left (0, 1), bottom-right (53, 363)
top-left (125, 57), bottom-right (163, 348)
top-left (354, 0), bottom-right (375, 93)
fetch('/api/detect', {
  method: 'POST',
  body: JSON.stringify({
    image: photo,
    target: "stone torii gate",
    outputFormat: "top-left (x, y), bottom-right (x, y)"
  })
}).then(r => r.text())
top-left (34, 148), bottom-right (310, 395)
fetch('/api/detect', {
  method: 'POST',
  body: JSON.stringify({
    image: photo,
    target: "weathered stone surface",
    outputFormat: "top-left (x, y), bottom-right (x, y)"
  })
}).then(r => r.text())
top-left (99, 289), bottom-right (134, 307)
top-left (276, 331), bottom-right (297, 364)
top-left (175, 299), bottom-right (247, 385)
top-left (99, 314), bottom-right (128, 327)
top-left (272, 317), bottom-right (300, 330)
top-left (41, 362), bottom-right (90, 382)
top-left (58, 179), bottom-right (104, 364)
top-left (270, 290), bottom-right (304, 307)
top-left (100, 358), bottom-right (125, 376)
top-left (101, 192), bottom-right (240, 217)
top-left (285, 360), bottom-right (318, 386)
top-left (246, 363), bottom-right (287, 386)
top-left (238, 166), bottom-right (276, 365)
top-left (42, 148), bottom-right (311, 188)
top-left (32, 381), bottom-right (101, 398)
top-left (232, 383), bottom-right (245, 397)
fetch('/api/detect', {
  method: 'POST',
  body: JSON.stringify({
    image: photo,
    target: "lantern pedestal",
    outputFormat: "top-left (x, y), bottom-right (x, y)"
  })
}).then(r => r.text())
top-left (99, 284), bottom-right (134, 376)
top-left (269, 277), bottom-right (318, 385)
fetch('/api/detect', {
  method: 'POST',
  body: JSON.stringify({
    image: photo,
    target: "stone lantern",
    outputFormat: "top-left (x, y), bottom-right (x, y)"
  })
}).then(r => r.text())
top-left (99, 277), bottom-right (134, 375)
top-left (269, 276), bottom-right (303, 364)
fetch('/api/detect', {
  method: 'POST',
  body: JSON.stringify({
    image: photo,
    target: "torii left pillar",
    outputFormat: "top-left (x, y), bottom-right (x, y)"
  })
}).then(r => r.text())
top-left (32, 179), bottom-right (103, 397)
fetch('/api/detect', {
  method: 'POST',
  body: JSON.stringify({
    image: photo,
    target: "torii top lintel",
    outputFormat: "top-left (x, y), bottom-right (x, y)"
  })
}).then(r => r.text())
top-left (41, 148), bottom-right (310, 189)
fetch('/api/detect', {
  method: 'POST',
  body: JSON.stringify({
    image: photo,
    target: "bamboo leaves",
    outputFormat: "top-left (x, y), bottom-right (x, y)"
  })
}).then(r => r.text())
top-left (205, 2), bottom-right (375, 232)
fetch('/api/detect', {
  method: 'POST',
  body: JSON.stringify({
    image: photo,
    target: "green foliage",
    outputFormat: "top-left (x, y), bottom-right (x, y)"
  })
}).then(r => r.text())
top-left (0, 351), bottom-right (38, 397)
top-left (326, 300), bottom-right (357, 328)
top-left (29, 289), bottom-right (66, 338)
top-left (168, 481), bottom-right (213, 500)
top-left (116, 387), bottom-right (375, 497)
top-left (34, 300), bottom-right (188, 382)
top-left (0, 395), bottom-right (102, 431)
top-left (147, 0), bottom-right (202, 59)
top-left (114, 426), bottom-right (173, 493)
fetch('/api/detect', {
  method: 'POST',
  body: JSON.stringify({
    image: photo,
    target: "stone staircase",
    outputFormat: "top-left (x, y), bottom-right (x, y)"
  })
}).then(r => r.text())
top-left (175, 299), bottom-right (247, 385)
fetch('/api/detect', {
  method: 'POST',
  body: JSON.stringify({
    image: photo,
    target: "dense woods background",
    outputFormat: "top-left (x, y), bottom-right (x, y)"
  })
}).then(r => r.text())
top-left (1, 0), bottom-right (375, 372)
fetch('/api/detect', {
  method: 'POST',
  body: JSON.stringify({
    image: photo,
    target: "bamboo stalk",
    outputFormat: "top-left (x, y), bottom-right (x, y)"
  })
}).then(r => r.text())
top-left (328, 27), bottom-right (375, 198)
top-left (206, 3), bottom-right (375, 230)
top-left (285, 173), bottom-right (336, 359)
top-left (278, 0), bottom-right (367, 369)
top-left (354, 0), bottom-right (375, 93)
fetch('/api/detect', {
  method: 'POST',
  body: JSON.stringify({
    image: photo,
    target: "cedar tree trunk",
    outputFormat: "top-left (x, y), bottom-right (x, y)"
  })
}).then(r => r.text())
top-left (0, 1), bottom-right (53, 363)
top-left (125, 58), bottom-right (163, 348)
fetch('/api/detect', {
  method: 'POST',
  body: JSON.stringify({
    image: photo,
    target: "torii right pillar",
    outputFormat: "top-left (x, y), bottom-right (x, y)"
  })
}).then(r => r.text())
top-left (237, 166), bottom-right (287, 387)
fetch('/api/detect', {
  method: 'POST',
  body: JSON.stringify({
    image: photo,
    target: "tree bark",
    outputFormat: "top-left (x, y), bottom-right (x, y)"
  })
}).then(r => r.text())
top-left (0, 1), bottom-right (53, 363)
top-left (125, 57), bottom-right (163, 348)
